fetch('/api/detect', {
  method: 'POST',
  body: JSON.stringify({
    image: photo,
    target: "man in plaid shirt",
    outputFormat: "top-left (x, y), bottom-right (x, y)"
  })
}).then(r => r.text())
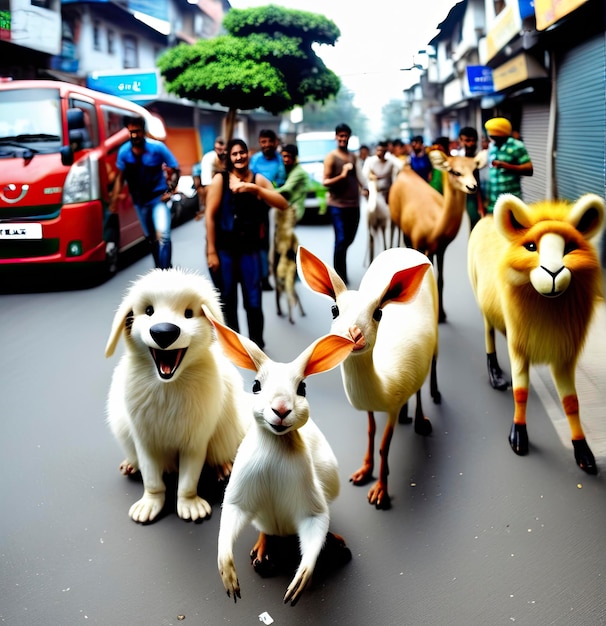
top-left (484, 117), bottom-right (534, 213)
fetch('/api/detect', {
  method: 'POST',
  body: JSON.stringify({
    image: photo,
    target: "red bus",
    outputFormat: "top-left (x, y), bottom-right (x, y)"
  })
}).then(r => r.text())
top-left (0, 80), bottom-right (167, 279)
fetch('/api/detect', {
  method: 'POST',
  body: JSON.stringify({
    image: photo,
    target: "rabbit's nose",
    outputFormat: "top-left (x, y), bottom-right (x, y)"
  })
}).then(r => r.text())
top-left (272, 406), bottom-right (292, 420)
top-left (150, 323), bottom-right (181, 349)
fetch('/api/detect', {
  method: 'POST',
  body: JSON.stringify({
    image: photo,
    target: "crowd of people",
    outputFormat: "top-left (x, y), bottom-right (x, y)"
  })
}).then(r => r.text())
top-left (121, 113), bottom-right (532, 349)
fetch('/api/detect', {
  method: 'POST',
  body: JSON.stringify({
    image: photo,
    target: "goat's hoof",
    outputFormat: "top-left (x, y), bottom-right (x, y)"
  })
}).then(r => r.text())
top-left (432, 390), bottom-right (442, 405)
top-left (509, 423), bottom-right (528, 455)
top-left (415, 418), bottom-right (432, 436)
top-left (572, 439), bottom-right (598, 475)
top-left (398, 403), bottom-right (412, 424)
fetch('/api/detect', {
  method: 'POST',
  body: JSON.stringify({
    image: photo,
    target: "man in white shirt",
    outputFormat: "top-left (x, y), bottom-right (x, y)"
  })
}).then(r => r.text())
top-left (196, 137), bottom-right (226, 215)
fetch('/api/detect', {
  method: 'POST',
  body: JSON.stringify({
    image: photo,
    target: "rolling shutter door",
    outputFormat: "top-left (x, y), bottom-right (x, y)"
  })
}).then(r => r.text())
top-left (520, 104), bottom-right (550, 203)
top-left (555, 35), bottom-right (606, 201)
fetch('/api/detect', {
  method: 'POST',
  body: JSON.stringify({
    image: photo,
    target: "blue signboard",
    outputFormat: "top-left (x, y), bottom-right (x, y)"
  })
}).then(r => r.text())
top-left (86, 71), bottom-right (159, 101)
top-left (466, 66), bottom-right (494, 94)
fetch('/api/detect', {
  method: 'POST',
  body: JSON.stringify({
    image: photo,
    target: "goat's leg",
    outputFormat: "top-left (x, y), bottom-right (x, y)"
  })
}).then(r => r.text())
top-left (350, 411), bottom-right (375, 486)
top-left (435, 249), bottom-right (447, 323)
top-left (550, 361), bottom-right (597, 474)
top-left (413, 389), bottom-right (433, 436)
top-left (367, 417), bottom-right (395, 509)
top-left (250, 531), bottom-right (281, 577)
top-left (294, 288), bottom-right (306, 318)
top-left (276, 282), bottom-right (283, 317)
top-left (430, 355), bottom-right (441, 404)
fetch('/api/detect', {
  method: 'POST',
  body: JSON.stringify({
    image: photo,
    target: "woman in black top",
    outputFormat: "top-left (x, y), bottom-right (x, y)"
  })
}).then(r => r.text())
top-left (205, 138), bottom-right (288, 349)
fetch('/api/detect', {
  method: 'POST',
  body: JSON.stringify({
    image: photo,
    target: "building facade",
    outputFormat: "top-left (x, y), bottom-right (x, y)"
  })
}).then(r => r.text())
top-left (404, 0), bottom-right (605, 211)
top-left (0, 0), bottom-right (280, 174)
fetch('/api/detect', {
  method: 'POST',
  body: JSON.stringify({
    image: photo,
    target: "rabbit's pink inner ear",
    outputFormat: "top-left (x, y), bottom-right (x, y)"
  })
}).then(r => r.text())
top-left (209, 316), bottom-right (259, 372)
top-left (304, 335), bottom-right (355, 377)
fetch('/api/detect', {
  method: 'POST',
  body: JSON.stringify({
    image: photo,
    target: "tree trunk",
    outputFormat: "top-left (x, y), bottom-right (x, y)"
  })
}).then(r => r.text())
top-left (224, 108), bottom-right (238, 142)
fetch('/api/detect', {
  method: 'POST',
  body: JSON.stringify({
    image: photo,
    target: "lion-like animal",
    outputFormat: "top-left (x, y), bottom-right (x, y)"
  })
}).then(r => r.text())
top-left (468, 193), bottom-right (605, 474)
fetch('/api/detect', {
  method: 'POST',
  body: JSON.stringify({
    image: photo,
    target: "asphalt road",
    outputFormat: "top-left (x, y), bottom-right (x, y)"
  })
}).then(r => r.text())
top-left (1, 210), bottom-right (605, 626)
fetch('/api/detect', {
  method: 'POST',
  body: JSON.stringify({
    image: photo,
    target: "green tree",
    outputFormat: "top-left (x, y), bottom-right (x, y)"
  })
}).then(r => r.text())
top-left (157, 5), bottom-right (341, 140)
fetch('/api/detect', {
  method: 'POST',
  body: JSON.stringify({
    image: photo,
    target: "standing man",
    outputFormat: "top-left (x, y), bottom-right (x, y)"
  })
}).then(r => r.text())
top-left (409, 135), bottom-right (433, 182)
top-left (276, 144), bottom-right (309, 224)
top-left (362, 140), bottom-right (402, 204)
top-left (323, 123), bottom-right (367, 285)
top-left (458, 126), bottom-right (485, 230)
top-left (197, 137), bottom-right (226, 216)
top-left (250, 129), bottom-right (286, 291)
top-left (112, 116), bottom-right (179, 269)
top-left (484, 117), bottom-right (533, 213)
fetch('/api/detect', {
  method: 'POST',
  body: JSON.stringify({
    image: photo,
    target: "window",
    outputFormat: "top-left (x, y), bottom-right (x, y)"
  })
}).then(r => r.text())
top-left (123, 35), bottom-right (138, 69)
top-left (68, 98), bottom-right (98, 148)
top-left (30, 0), bottom-right (52, 8)
top-left (107, 29), bottom-right (115, 55)
top-left (93, 21), bottom-right (101, 51)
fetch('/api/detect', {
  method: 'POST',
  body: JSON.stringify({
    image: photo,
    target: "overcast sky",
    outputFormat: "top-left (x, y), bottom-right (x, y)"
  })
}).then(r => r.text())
top-left (228, 0), bottom-right (455, 134)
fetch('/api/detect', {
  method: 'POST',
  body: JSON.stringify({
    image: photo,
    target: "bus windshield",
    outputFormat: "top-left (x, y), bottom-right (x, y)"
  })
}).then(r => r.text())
top-left (0, 88), bottom-right (63, 154)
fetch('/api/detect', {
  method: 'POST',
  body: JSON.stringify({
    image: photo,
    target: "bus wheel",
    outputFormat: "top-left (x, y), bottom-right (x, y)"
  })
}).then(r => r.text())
top-left (104, 223), bottom-right (120, 278)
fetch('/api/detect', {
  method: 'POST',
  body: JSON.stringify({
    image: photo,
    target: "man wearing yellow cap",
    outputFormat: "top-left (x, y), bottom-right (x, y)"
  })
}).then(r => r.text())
top-left (484, 117), bottom-right (533, 213)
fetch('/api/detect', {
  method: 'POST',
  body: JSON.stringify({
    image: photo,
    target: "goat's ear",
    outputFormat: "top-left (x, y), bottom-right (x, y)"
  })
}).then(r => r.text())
top-left (380, 261), bottom-right (431, 308)
top-left (493, 194), bottom-right (533, 240)
top-left (302, 334), bottom-right (355, 378)
top-left (202, 305), bottom-right (265, 371)
top-left (105, 296), bottom-right (135, 357)
top-left (297, 246), bottom-right (347, 301)
top-left (475, 149), bottom-right (488, 170)
top-left (428, 149), bottom-right (449, 171)
top-left (568, 194), bottom-right (605, 241)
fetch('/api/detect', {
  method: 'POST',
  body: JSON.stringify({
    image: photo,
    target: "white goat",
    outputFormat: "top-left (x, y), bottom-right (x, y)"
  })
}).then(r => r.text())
top-left (298, 246), bottom-right (441, 509)
top-left (468, 193), bottom-right (605, 474)
top-left (206, 307), bottom-right (355, 606)
top-left (366, 177), bottom-right (390, 264)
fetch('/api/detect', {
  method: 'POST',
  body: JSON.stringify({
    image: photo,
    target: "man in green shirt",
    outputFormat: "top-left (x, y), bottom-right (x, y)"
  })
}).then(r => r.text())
top-left (485, 117), bottom-right (534, 213)
top-left (276, 144), bottom-right (309, 223)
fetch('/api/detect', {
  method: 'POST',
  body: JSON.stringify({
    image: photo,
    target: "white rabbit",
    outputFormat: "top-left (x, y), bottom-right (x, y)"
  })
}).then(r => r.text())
top-left (203, 306), bottom-right (354, 606)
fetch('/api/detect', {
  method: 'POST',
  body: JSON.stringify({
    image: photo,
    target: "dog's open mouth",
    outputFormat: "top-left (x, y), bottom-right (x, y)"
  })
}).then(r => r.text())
top-left (150, 348), bottom-right (187, 380)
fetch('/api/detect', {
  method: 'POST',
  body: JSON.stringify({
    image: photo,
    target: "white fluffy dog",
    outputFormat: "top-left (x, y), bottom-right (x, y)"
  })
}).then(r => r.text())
top-left (105, 268), bottom-right (250, 524)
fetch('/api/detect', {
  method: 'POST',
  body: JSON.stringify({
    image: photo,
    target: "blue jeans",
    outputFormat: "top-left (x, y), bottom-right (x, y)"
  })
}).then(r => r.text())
top-left (329, 205), bottom-right (360, 284)
top-left (211, 249), bottom-right (265, 349)
top-left (135, 197), bottom-right (172, 269)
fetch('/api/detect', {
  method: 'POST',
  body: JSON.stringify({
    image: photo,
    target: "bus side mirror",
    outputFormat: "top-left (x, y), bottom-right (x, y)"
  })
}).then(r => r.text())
top-left (60, 145), bottom-right (74, 166)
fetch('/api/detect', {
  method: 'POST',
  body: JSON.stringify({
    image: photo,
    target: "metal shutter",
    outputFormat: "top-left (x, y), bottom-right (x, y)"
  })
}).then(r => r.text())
top-left (521, 104), bottom-right (550, 203)
top-left (555, 35), bottom-right (606, 201)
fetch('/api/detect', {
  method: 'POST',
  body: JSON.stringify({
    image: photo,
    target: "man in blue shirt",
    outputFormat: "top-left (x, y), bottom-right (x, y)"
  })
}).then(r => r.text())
top-left (112, 116), bottom-right (180, 269)
top-left (250, 129), bottom-right (285, 290)
top-left (409, 135), bottom-right (433, 182)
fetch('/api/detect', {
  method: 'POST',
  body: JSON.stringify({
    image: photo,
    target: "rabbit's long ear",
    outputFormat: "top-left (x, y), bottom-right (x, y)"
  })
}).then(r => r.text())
top-left (202, 305), bottom-right (266, 371)
top-left (302, 334), bottom-right (355, 377)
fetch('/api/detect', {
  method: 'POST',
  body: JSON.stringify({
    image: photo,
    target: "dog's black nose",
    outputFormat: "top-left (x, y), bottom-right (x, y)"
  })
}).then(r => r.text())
top-left (150, 323), bottom-right (181, 349)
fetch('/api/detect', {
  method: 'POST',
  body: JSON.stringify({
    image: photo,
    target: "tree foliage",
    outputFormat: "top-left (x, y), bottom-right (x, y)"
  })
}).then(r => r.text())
top-left (381, 99), bottom-right (405, 141)
top-left (157, 5), bottom-right (342, 139)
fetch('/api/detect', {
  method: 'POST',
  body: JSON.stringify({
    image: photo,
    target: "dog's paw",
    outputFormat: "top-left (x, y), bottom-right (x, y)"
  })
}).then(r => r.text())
top-left (177, 495), bottom-right (212, 521)
top-left (129, 493), bottom-right (165, 523)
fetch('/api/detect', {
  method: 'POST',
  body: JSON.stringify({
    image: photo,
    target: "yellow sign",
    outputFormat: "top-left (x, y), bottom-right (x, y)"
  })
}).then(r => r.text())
top-left (534, 0), bottom-right (589, 31)
top-left (492, 53), bottom-right (548, 92)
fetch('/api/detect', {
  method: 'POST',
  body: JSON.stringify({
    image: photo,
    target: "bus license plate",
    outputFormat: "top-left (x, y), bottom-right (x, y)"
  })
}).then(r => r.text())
top-left (0, 223), bottom-right (43, 239)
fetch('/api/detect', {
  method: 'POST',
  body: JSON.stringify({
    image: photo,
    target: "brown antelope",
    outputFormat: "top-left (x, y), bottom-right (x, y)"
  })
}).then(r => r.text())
top-left (388, 150), bottom-right (487, 322)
